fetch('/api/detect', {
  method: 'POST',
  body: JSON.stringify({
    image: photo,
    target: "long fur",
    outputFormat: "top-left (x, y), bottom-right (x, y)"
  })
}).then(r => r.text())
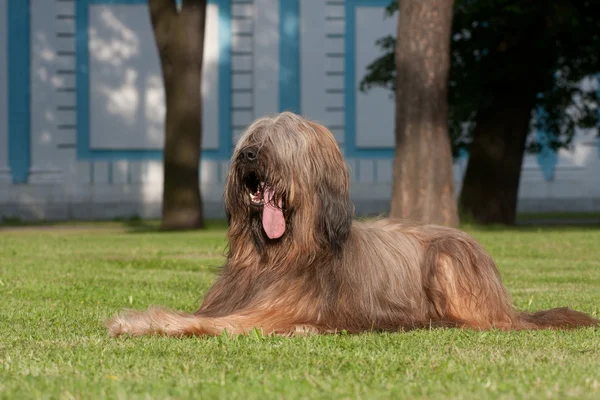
top-left (106, 112), bottom-right (599, 337)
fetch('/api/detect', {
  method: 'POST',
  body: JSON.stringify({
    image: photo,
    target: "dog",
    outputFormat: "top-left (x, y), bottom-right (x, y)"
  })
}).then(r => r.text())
top-left (106, 112), bottom-right (598, 337)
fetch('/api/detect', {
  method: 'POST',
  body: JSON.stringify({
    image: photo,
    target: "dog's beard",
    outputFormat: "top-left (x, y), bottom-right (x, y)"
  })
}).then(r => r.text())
top-left (242, 170), bottom-right (286, 240)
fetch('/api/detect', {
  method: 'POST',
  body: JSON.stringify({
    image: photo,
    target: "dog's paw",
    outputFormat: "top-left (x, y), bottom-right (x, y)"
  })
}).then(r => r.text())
top-left (104, 309), bottom-right (150, 337)
top-left (104, 312), bottom-right (130, 337)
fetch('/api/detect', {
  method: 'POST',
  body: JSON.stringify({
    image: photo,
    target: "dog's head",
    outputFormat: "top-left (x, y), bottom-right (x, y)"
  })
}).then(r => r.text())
top-left (224, 112), bottom-right (353, 259)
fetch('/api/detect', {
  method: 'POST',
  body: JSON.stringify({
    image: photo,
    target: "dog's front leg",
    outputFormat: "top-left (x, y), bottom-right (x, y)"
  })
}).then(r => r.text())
top-left (106, 306), bottom-right (322, 337)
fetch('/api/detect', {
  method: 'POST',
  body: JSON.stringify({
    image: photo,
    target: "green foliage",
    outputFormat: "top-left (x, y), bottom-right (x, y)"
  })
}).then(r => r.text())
top-left (0, 222), bottom-right (599, 398)
top-left (360, 0), bottom-right (600, 156)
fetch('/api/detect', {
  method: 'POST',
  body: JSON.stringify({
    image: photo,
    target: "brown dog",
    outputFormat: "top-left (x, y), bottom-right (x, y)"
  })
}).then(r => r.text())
top-left (106, 112), bottom-right (598, 337)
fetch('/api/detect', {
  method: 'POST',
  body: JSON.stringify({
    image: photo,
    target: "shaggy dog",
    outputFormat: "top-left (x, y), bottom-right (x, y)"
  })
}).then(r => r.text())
top-left (106, 112), bottom-right (598, 337)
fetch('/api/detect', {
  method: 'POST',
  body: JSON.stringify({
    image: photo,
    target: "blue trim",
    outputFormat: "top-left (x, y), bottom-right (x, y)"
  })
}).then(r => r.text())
top-left (7, 0), bottom-right (31, 184)
top-left (218, 0), bottom-right (232, 157)
top-left (344, 0), bottom-right (394, 159)
top-left (76, 0), bottom-right (232, 161)
top-left (279, 0), bottom-right (300, 113)
top-left (535, 106), bottom-right (557, 181)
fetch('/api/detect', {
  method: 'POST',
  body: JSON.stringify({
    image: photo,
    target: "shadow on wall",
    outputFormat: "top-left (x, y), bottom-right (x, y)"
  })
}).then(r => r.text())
top-left (10, 2), bottom-right (221, 222)
top-left (89, 5), bottom-right (167, 149)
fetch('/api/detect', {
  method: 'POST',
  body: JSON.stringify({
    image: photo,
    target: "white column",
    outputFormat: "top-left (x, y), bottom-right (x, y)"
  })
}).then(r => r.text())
top-left (202, 3), bottom-right (220, 150)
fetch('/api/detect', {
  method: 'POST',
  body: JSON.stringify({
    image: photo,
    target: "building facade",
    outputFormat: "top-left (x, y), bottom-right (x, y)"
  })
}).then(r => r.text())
top-left (1, 0), bottom-right (599, 221)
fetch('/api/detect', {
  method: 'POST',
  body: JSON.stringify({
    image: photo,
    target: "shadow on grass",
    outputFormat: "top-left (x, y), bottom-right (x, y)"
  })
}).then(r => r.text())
top-left (355, 211), bottom-right (600, 233)
top-left (460, 211), bottom-right (600, 233)
top-left (0, 216), bottom-right (230, 234)
top-left (122, 218), bottom-right (229, 234)
top-left (2, 212), bottom-right (599, 234)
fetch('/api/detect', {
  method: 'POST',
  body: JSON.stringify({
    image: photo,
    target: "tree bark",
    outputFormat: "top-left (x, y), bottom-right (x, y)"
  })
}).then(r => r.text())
top-left (458, 89), bottom-right (537, 225)
top-left (149, 0), bottom-right (207, 230)
top-left (390, 0), bottom-right (459, 227)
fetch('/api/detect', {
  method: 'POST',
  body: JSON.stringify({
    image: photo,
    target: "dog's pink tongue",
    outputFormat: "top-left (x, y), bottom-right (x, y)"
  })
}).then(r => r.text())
top-left (262, 187), bottom-right (285, 239)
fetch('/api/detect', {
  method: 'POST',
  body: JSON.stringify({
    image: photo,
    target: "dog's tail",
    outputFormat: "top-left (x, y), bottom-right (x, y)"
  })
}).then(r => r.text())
top-left (105, 307), bottom-right (211, 337)
top-left (514, 307), bottom-right (599, 330)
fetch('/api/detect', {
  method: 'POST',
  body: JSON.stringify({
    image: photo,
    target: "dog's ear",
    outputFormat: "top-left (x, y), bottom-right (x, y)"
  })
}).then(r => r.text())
top-left (317, 183), bottom-right (353, 253)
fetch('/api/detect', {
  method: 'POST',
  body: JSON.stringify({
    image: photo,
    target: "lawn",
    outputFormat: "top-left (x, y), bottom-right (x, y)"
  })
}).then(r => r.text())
top-left (0, 221), bottom-right (599, 399)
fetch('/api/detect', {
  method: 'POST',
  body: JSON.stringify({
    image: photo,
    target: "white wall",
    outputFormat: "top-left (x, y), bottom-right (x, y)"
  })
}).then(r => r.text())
top-left (355, 6), bottom-right (395, 149)
top-left (0, 0), bottom-right (9, 182)
top-left (29, 0), bottom-right (77, 183)
top-left (323, 0), bottom-right (345, 143)
top-left (299, 0), bottom-right (327, 130)
top-left (230, 0), bottom-right (255, 142)
top-left (252, 0), bottom-right (279, 123)
top-left (1, 0), bottom-right (599, 222)
top-left (298, 0), bottom-right (347, 144)
top-left (518, 128), bottom-right (600, 210)
top-left (88, 3), bottom-right (220, 151)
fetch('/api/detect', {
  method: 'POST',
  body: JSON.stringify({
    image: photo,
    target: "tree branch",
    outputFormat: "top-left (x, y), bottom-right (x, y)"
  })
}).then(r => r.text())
top-left (148, 0), bottom-right (177, 63)
top-left (182, 0), bottom-right (208, 12)
top-left (148, 0), bottom-right (177, 47)
top-left (148, 0), bottom-right (177, 20)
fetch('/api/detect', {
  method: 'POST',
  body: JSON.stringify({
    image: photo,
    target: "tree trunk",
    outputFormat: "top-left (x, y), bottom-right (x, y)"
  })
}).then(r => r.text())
top-left (458, 90), bottom-right (537, 225)
top-left (149, 0), bottom-right (206, 230)
top-left (390, 0), bottom-right (459, 227)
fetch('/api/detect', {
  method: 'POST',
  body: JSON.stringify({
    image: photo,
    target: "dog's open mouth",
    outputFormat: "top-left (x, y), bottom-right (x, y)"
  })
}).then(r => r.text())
top-left (243, 172), bottom-right (286, 240)
top-left (244, 172), bottom-right (264, 206)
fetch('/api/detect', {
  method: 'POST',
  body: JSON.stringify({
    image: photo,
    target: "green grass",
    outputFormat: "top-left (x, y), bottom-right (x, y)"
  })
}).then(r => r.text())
top-left (0, 222), bottom-right (599, 399)
top-left (516, 211), bottom-right (600, 223)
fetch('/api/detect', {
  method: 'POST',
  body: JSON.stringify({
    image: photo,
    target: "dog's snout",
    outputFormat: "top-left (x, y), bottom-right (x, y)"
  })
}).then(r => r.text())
top-left (241, 148), bottom-right (257, 162)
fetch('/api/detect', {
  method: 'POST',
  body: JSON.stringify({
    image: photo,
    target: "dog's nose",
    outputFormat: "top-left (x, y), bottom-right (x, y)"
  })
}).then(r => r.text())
top-left (242, 148), bottom-right (257, 162)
